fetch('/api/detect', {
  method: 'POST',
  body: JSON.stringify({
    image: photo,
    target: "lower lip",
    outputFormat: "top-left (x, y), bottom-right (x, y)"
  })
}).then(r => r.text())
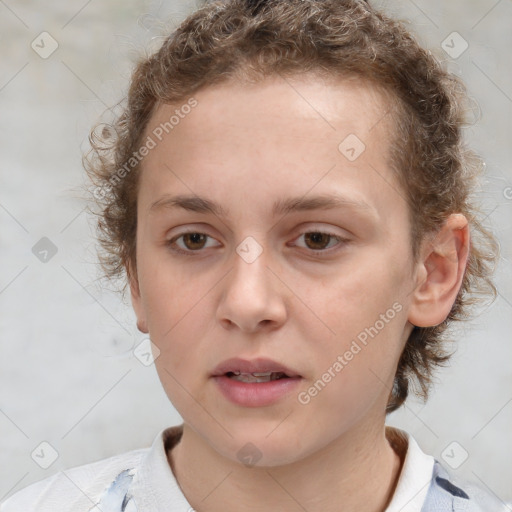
top-left (213, 375), bottom-right (302, 407)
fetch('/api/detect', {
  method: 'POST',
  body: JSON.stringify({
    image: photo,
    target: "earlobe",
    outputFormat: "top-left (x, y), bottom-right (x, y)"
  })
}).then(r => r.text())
top-left (127, 261), bottom-right (149, 334)
top-left (407, 214), bottom-right (470, 328)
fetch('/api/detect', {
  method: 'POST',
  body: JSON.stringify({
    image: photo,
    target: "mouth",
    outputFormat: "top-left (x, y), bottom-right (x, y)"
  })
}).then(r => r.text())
top-left (212, 357), bottom-right (302, 380)
top-left (212, 359), bottom-right (303, 407)
top-left (225, 371), bottom-right (291, 383)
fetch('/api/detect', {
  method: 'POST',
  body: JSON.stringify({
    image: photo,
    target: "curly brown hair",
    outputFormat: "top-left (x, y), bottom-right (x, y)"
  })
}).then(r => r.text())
top-left (84, 0), bottom-right (498, 413)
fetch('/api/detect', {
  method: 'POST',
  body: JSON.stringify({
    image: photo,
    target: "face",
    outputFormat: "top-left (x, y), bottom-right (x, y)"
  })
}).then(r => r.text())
top-left (130, 74), bottom-right (419, 466)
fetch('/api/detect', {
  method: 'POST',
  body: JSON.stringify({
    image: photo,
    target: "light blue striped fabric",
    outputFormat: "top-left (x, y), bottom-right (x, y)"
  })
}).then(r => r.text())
top-left (421, 460), bottom-right (508, 512)
top-left (89, 469), bottom-right (137, 512)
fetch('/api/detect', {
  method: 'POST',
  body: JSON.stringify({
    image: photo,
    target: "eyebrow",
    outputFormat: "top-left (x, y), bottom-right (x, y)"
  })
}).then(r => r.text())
top-left (149, 193), bottom-right (377, 219)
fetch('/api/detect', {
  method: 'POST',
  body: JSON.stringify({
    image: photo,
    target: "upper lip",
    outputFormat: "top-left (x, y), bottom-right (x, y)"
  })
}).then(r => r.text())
top-left (212, 357), bottom-right (302, 378)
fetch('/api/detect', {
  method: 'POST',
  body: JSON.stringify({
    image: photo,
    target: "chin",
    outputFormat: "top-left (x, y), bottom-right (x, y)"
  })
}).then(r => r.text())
top-left (217, 426), bottom-right (310, 468)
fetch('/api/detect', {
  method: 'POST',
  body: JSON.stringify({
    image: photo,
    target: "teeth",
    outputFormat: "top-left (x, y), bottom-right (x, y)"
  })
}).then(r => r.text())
top-left (228, 371), bottom-right (286, 383)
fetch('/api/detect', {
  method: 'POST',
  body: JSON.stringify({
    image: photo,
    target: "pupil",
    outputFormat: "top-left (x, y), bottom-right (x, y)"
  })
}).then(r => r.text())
top-left (184, 233), bottom-right (206, 250)
top-left (305, 232), bottom-right (329, 250)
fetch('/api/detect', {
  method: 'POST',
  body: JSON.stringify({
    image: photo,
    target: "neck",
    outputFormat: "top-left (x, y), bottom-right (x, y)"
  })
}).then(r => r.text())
top-left (168, 420), bottom-right (404, 512)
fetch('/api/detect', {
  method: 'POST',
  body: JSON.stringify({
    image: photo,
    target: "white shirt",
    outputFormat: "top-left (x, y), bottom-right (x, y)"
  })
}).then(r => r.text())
top-left (0, 424), bottom-right (442, 512)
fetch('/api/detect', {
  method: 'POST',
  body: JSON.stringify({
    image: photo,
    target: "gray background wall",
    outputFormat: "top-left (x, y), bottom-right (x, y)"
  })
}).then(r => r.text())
top-left (1, 0), bottom-right (511, 505)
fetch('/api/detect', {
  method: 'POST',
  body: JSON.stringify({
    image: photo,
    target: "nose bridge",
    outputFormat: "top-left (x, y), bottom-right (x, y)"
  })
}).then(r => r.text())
top-left (216, 235), bottom-right (287, 331)
top-left (230, 235), bottom-right (273, 302)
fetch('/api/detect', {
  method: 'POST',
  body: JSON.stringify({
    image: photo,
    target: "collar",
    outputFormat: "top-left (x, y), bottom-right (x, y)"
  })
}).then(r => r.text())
top-left (128, 425), bottom-right (189, 511)
top-left (384, 426), bottom-right (435, 512)
top-left (126, 424), bottom-right (435, 512)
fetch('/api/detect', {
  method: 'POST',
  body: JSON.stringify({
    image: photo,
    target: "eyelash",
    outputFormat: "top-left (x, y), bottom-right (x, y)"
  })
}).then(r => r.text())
top-left (166, 230), bottom-right (349, 258)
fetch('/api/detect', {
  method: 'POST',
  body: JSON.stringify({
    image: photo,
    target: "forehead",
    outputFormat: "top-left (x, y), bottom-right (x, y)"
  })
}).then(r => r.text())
top-left (139, 74), bottom-right (405, 224)
top-left (148, 74), bottom-right (391, 143)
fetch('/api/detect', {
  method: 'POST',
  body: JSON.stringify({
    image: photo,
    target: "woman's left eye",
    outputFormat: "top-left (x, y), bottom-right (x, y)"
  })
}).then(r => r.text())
top-left (292, 231), bottom-right (347, 252)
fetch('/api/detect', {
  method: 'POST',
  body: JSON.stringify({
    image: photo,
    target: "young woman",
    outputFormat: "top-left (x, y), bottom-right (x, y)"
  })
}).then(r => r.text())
top-left (2, 0), bottom-right (501, 510)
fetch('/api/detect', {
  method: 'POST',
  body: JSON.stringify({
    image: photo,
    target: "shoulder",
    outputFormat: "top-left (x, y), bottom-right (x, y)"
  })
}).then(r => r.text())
top-left (0, 447), bottom-right (148, 512)
top-left (385, 427), bottom-right (508, 512)
top-left (422, 459), bottom-right (509, 512)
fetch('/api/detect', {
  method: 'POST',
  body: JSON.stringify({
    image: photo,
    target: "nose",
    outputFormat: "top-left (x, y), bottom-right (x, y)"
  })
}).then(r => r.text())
top-left (216, 244), bottom-right (288, 333)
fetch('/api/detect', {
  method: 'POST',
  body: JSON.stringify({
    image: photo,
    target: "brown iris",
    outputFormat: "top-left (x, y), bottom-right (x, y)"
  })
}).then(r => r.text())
top-left (304, 232), bottom-right (332, 250)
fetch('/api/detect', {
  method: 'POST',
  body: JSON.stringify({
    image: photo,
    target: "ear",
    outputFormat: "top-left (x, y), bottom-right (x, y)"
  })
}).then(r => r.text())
top-left (408, 214), bottom-right (470, 327)
top-left (127, 259), bottom-right (149, 334)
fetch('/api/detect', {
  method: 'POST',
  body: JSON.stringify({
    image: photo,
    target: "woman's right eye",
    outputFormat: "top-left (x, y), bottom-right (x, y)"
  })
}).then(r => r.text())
top-left (167, 232), bottom-right (221, 255)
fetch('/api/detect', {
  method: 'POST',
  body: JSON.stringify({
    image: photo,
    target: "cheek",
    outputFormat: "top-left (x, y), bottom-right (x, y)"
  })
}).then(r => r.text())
top-left (137, 262), bottom-right (218, 402)
top-left (315, 256), bottom-right (405, 336)
top-left (304, 253), bottom-right (408, 388)
top-left (138, 251), bottom-right (209, 332)
top-left (296, 295), bottom-right (406, 433)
